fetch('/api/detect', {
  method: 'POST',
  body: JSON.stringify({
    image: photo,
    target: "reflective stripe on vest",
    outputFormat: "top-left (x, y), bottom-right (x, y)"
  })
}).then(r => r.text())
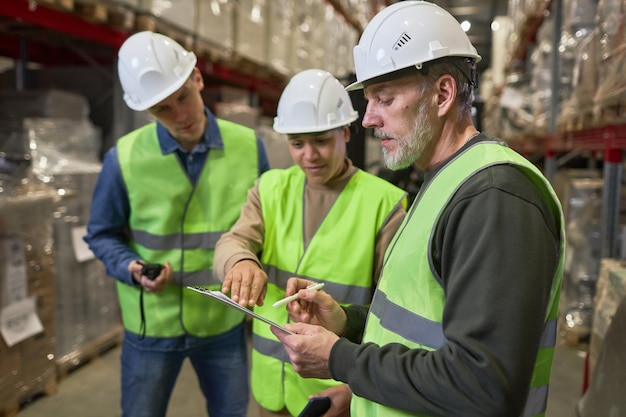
top-left (116, 120), bottom-right (258, 337)
top-left (353, 141), bottom-right (565, 417)
top-left (369, 289), bottom-right (558, 351)
top-left (251, 166), bottom-right (407, 414)
top-left (263, 264), bottom-right (376, 305)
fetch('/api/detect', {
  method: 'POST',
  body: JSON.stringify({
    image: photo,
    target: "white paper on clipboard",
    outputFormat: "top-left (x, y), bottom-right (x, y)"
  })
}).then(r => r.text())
top-left (186, 286), bottom-right (294, 335)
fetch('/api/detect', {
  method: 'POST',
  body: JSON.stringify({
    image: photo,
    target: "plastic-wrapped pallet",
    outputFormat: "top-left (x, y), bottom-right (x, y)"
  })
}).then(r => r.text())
top-left (593, 0), bottom-right (626, 124)
top-left (577, 291), bottom-right (626, 416)
top-left (553, 0), bottom-right (598, 131)
top-left (321, 10), bottom-right (342, 77)
top-left (266, 0), bottom-right (295, 76)
top-left (588, 258), bottom-right (626, 375)
top-left (235, 0), bottom-right (269, 65)
top-left (334, 18), bottom-right (358, 79)
top-left (558, 29), bottom-right (599, 132)
top-left (139, 0), bottom-right (195, 30)
top-left (560, 177), bottom-right (603, 345)
top-left (1, 88), bottom-right (121, 374)
top-left (196, 0), bottom-right (235, 52)
top-left (44, 165), bottom-right (121, 373)
top-left (22, 105), bottom-right (122, 374)
top-left (558, 171), bottom-right (626, 346)
top-left (291, 0), bottom-right (322, 72)
top-left (0, 89), bottom-right (89, 123)
top-left (0, 176), bottom-right (59, 409)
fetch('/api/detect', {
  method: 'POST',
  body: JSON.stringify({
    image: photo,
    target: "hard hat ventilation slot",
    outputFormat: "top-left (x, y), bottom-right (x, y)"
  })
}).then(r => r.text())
top-left (337, 97), bottom-right (344, 110)
top-left (394, 33), bottom-right (412, 51)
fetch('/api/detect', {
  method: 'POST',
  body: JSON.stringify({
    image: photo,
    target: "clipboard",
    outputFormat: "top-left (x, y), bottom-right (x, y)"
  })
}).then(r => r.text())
top-left (186, 286), bottom-right (295, 335)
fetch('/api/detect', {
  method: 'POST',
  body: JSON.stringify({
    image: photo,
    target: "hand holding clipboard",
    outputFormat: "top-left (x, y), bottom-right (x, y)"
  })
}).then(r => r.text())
top-left (186, 286), bottom-right (294, 334)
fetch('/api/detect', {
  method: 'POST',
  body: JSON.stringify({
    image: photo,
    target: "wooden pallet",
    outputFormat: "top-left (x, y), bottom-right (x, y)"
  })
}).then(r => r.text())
top-left (194, 36), bottom-right (233, 63)
top-left (55, 325), bottom-right (123, 381)
top-left (37, 0), bottom-right (75, 12)
top-left (593, 102), bottom-right (626, 127)
top-left (72, 0), bottom-right (135, 32)
top-left (0, 376), bottom-right (58, 417)
top-left (226, 54), bottom-right (287, 84)
top-left (562, 109), bottom-right (595, 133)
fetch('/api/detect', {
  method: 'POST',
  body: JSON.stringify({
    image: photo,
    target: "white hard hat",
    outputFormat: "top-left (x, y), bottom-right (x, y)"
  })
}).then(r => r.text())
top-left (346, 1), bottom-right (481, 91)
top-left (273, 69), bottom-right (359, 134)
top-left (117, 31), bottom-right (197, 111)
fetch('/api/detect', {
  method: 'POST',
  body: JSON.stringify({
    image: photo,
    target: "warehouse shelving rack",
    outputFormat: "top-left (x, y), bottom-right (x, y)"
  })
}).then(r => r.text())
top-left (0, 0), bottom-right (290, 116)
top-left (505, 0), bottom-right (624, 259)
top-left (547, 125), bottom-right (624, 259)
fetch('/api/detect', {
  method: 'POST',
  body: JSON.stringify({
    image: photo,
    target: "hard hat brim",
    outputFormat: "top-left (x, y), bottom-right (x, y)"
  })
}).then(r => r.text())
top-left (345, 65), bottom-right (422, 91)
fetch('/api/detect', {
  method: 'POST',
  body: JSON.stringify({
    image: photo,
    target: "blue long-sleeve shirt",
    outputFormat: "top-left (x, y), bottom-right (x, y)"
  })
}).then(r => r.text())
top-left (84, 108), bottom-right (269, 285)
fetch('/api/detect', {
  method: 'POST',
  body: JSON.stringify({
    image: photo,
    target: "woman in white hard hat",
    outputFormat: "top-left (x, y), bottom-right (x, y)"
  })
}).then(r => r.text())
top-left (271, 2), bottom-right (565, 417)
top-left (214, 68), bottom-right (408, 417)
top-left (84, 31), bottom-right (270, 417)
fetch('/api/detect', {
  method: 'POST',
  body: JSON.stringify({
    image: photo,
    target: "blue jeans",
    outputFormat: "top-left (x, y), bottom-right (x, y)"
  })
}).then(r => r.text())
top-left (120, 323), bottom-right (249, 417)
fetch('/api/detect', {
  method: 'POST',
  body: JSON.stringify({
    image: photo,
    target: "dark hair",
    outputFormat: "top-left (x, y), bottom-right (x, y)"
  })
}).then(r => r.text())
top-left (419, 57), bottom-right (476, 117)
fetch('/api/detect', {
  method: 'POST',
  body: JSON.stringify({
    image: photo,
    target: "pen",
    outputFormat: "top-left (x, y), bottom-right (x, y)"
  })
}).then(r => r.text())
top-left (272, 283), bottom-right (325, 307)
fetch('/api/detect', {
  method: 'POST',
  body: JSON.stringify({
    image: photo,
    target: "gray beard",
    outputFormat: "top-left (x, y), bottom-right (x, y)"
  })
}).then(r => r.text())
top-left (383, 102), bottom-right (436, 170)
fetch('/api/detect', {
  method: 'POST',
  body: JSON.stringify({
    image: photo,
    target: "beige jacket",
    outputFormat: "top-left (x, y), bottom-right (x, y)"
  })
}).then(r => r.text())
top-left (214, 158), bottom-right (406, 284)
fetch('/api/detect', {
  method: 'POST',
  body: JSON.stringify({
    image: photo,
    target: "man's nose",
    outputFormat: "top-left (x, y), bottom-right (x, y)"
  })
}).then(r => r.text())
top-left (362, 103), bottom-right (380, 129)
top-left (303, 143), bottom-right (319, 160)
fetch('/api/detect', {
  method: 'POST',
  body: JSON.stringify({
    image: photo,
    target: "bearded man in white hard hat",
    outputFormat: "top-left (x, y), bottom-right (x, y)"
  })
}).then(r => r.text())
top-left (270, 2), bottom-right (566, 417)
top-left (84, 31), bottom-right (269, 417)
top-left (214, 68), bottom-right (408, 417)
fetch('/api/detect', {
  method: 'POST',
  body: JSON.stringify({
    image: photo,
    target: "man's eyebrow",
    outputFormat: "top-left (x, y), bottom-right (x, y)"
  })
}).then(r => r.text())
top-left (288, 132), bottom-right (328, 140)
top-left (364, 85), bottom-right (385, 99)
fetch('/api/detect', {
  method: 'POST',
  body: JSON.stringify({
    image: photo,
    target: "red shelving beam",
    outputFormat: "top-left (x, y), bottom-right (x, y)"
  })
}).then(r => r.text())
top-left (547, 124), bottom-right (626, 154)
top-left (0, 0), bottom-right (129, 48)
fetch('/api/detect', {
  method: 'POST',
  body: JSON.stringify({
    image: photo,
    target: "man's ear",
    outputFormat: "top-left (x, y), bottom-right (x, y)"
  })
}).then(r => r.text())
top-left (192, 67), bottom-right (204, 90)
top-left (343, 125), bottom-right (351, 144)
top-left (436, 74), bottom-right (456, 117)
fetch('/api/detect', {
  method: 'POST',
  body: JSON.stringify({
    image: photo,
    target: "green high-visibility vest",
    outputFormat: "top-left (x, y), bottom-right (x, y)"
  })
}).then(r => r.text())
top-left (252, 165), bottom-right (407, 415)
top-left (116, 120), bottom-right (258, 337)
top-left (353, 141), bottom-right (565, 417)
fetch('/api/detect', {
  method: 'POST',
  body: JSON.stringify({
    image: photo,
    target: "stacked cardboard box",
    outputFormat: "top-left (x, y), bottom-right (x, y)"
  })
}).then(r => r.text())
top-left (0, 185), bottom-right (59, 410)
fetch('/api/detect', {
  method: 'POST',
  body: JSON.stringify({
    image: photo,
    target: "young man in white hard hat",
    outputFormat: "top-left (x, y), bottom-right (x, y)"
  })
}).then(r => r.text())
top-left (270, 2), bottom-right (566, 417)
top-left (84, 31), bottom-right (269, 417)
top-left (213, 68), bottom-right (408, 416)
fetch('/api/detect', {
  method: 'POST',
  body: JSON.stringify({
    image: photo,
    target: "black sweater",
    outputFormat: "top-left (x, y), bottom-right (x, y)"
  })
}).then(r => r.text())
top-left (329, 136), bottom-right (562, 417)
